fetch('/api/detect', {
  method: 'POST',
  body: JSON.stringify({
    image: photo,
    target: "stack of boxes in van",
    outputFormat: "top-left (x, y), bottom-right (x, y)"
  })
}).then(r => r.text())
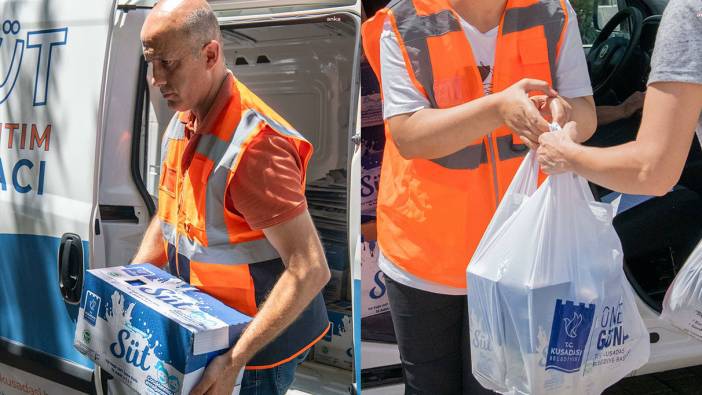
top-left (360, 59), bottom-right (390, 321)
top-left (306, 170), bottom-right (353, 369)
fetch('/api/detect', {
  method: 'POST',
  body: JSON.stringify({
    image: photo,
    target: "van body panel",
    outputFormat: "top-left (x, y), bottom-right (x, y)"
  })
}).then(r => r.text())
top-left (0, 0), bottom-right (115, 379)
top-left (0, 361), bottom-right (86, 395)
top-left (0, 235), bottom-right (91, 367)
top-left (634, 297), bottom-right (702, 374)
top-left (117, 0), bottom-right (360, 16)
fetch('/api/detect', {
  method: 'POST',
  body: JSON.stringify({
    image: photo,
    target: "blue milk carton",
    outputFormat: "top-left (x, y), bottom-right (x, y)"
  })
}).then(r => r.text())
top-left (74, 264), bottom-right (251, 395)
top-left (313, 300), bottom-right (352, 370)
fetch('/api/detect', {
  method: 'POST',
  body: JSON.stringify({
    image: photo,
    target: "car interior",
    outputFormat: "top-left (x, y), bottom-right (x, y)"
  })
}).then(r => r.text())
top-left (582, 0), bottom-right (702, 313)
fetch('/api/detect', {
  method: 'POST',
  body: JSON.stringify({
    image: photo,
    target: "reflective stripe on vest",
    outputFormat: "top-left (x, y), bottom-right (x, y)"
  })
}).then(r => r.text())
top-left (502, 0), bottom-right (566, 81)
top-left (389, 0), bottom-right (564, 107)
top-left (386, 0), bottom-right (564, 170)
top-left (157, 78), bottom-right (329, 368)
top-left (361, 0), bottom-right (566, 288)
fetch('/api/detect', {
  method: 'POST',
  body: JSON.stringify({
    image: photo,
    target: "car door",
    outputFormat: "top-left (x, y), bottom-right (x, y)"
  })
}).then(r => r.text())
top-left (92, 4), bottom-right (153, 272)
top-left (0, 1), bottom-right (116, 393)
top-left (572, 0), bottom-right (702, 377)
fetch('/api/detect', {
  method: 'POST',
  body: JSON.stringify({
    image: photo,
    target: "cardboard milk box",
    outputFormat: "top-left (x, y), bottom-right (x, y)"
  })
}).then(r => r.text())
top-left (322, 242), bottom-right (349, 303)
top-left (313, 300), bottom-right (352, 370)
top-left (361, 240), bottom-right (389, 318)
top-left (74, 264), bottom-right (251, 395)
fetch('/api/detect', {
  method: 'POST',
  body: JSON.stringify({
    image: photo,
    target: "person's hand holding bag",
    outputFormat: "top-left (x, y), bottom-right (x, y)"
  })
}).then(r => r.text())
top-left (495, 78), bottom-right (558, 150)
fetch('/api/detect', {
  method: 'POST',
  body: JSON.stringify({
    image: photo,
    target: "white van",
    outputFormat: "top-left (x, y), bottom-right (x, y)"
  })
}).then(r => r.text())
top-left (0, 1), bottom-right (361, 394)
top-left (359, 0), bottom-right (702, 393)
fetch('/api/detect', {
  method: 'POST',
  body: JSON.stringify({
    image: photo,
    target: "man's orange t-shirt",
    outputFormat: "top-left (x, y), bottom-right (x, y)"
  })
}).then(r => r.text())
top-left (179, 73), bottom-right (307, 230)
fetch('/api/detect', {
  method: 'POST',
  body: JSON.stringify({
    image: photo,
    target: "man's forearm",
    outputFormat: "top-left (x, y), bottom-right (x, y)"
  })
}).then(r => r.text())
top-left (132, 216), bottom-right (167, 265)
top-left (227, 255), bottom-right (329, 368)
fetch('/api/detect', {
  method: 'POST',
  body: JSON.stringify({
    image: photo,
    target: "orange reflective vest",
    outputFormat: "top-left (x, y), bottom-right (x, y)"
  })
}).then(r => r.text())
top-left (157, 77), bottom-right (329, 369)
top-left (362, 0), bottom-right (567, 288)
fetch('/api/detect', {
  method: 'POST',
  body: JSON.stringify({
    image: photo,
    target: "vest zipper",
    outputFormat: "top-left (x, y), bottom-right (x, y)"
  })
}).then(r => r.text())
top-left (486, 133), bottom-right (500, 206)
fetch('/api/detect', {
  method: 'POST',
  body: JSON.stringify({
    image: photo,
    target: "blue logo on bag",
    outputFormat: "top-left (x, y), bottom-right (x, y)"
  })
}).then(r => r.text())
top-left (83, 291), bottom-right (101, 327)
top-left (564, 312), bottom-right (584, 338)
top-left (546, 299), bottom-right (596, 373)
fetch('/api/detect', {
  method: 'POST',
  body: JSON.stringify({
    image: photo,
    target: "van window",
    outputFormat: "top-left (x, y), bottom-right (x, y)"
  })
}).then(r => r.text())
top-left (596, 0), bottom-right (621, 29)
top-left (572, 0), bottom-right (598, 46)
top-left (572, 0), bottom-right (625, 46)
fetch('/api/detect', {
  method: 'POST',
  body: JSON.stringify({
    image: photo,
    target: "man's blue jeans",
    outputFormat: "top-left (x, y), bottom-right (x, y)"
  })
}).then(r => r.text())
top-left (240, 350), bottom-right (309, 395)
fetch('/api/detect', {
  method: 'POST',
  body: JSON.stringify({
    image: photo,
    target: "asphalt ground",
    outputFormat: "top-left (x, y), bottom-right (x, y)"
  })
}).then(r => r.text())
top-left (604, 365), bottom-right (702, 395)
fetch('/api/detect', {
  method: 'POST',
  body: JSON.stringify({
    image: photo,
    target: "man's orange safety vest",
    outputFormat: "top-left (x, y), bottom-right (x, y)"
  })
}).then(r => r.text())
top-left (362, 0), bottom-right (567, 288)
top-left (157, 77), bottom-right (329, 369)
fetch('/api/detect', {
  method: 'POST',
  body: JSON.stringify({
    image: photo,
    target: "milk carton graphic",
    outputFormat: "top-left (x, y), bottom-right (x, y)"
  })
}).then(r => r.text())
top-left (74, 264), bottom-right (251, 395)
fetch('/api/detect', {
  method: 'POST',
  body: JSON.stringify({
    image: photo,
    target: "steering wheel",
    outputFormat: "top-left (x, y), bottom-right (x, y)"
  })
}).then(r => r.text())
top-left (587, 7), bottom-right (644, 97)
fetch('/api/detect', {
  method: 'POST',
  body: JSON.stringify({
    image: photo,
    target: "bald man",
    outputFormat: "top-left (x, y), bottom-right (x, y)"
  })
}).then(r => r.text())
top-left (132, 1), bottom-right (331, 394)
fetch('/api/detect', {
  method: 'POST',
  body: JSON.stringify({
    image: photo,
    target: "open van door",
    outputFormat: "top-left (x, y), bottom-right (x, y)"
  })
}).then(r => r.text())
top-left (112, 0), bottom-right (362, 393)
top-left (211, 2), bottom-right (362, 393)
top-left (0, 1), bottom-right (116, 393)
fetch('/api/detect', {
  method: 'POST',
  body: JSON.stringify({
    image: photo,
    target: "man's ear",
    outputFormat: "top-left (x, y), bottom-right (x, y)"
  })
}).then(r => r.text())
top-left (203, 40), bottom-right (220, 69)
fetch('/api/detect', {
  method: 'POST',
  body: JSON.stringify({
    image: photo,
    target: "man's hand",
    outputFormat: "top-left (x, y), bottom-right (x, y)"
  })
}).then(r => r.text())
top-left (496, 78), bottom-right (558, 150)
top-left (189, 352), bottom-right (243, 395)
top-left (537, 121), bottom-right (580, 174)
top-left (189, 211), bottom-right (328, 394)
top-left (530, 95), bottom-right (573, 127)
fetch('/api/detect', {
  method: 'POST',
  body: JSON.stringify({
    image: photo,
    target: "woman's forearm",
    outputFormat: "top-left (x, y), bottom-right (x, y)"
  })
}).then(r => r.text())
top-left (566, 82), bottom-right (702, 195)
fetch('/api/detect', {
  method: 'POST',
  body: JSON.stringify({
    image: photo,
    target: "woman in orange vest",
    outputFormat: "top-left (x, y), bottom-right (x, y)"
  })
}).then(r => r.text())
top-left (362, 0), bottom-right (596, 393)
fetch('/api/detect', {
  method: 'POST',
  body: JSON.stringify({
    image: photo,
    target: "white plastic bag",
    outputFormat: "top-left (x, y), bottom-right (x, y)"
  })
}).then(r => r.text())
top-left (661, 240), bottom-right (702, 341)
top-left (467, 130), bottom-right (650, 395)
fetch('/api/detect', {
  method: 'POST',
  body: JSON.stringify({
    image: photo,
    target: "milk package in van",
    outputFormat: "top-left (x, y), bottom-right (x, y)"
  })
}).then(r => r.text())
top-left (467, 144), bottom-right (650, 395)
top-left (74, 264), bottom-right (251, 395)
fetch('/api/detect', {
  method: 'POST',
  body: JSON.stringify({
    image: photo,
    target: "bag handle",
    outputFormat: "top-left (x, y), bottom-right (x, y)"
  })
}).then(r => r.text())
top-left (470, 148), bottom-right (539, 263)
top-left (573, 172), bottom-right (597, 203)
top-left (504, 149), bottom-right (539, 197)
top-left (547, 123), bottom-right (595, 203)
